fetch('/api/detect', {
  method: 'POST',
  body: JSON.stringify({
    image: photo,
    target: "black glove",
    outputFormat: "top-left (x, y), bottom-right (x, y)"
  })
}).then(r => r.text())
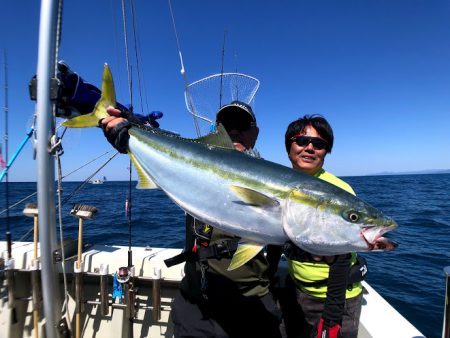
top-left (56, 61), bottom-right (130, 117)
top-left (311, 318), bottom-right (342, 338)
top-left (104, 120), bottom-right (131, 154)
top-left (348, 255), bottom-right (368, 285)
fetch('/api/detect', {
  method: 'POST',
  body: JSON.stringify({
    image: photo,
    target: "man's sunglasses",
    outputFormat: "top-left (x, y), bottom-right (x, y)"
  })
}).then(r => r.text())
top-left (291, 136), bottom-right (328, 150)
top-left (220, 119), bottom-right (256, 132)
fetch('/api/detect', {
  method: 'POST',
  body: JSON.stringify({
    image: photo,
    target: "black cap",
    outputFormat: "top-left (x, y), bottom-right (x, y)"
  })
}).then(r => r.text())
top-left (216, 101), bottom-right (256, 122)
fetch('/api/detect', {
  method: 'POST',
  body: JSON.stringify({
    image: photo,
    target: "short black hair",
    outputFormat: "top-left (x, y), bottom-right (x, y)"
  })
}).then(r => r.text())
top-left (284, 114), bottom-right (334, 153)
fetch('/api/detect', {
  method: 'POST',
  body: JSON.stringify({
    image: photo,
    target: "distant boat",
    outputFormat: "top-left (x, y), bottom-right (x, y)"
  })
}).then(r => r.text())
top-left (89, 176), bottom-right (107, 184)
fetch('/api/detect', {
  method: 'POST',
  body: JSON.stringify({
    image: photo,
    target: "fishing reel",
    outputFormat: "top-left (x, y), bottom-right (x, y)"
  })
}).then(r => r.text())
top-left (116, 266), bottom-right (132, 284)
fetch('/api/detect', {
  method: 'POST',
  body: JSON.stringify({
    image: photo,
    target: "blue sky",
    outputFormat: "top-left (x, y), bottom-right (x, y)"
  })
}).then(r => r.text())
top-left (1, 0), bottom-right (450, 182)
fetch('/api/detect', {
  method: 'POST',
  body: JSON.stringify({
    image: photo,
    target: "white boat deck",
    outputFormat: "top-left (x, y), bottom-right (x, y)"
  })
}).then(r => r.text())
top-left (0, 242), bottom-right (425, 337)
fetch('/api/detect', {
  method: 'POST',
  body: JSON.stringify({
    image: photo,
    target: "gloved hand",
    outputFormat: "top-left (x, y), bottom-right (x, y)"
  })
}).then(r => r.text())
top-left (56, 60), bottom-right (130, 117)
top-left (56, 61), bottom-right (102, 116)
top-left (311, 318), bottom-right (342, 338)
top-left (348, 255), bottom-right (368, 284)
top-left (103, 119), bottom-right (131, 154)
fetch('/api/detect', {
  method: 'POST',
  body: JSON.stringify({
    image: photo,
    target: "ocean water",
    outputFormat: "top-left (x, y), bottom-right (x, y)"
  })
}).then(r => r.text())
top-left (1, 173), bottom-right (449, 338)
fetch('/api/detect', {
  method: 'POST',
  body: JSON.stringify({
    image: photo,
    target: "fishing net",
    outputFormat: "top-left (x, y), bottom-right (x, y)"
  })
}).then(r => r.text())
top-left (184, 73), bottom-right (260, 136)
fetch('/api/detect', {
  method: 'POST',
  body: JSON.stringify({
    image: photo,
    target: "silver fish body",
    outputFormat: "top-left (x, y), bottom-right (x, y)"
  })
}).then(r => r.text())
top-left (129, 125), bottom-right (398, 256)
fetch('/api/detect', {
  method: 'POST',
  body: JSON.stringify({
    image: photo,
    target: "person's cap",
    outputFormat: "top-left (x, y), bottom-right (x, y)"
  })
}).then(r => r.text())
top-left (216, 101), bottom-right (256, 122)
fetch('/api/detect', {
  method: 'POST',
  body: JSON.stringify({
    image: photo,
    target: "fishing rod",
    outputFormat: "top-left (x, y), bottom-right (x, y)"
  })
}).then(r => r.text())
top-left (3, 50), bottom-right (11, 259)
top-left (0, 126), bottom-right (34, 182)
top-left (219, 30), bottom-right (227, 109)
top-left (120, 1), bottom-right (137, 335)
top-left (3, 48), bottom-right (18, 325)
top-left (167, 0), bottom-right (202, 137)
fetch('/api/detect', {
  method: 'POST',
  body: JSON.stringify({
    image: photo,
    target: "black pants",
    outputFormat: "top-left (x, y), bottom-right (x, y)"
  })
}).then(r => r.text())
top-left (279, 277), bottom-right (362, 338)
top-left (172, 290), bottom-right (282, 338)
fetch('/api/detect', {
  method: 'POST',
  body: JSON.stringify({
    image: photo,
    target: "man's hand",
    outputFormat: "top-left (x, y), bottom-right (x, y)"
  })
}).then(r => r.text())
top-left (101, 106), bottom-right (131, 154)
top-left (312, 318), bottom-right (342, 338)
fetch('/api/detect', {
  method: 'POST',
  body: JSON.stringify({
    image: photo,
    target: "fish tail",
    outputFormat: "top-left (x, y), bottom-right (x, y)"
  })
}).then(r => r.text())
top-left (62, 64), bottom-right (116, 128)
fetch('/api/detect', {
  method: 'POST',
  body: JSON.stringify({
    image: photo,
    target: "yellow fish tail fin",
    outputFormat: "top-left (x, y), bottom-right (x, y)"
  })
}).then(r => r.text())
top-left (62, 64), bottom-right (116, 128)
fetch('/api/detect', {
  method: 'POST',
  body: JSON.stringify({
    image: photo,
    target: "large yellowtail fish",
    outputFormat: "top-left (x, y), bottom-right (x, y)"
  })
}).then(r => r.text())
top-left (63, 64), bottom-right (398, 270)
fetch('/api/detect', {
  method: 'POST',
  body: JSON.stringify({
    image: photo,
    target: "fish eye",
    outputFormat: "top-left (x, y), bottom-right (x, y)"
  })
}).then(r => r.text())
top-left (345, 210), bottom-right (360, 223)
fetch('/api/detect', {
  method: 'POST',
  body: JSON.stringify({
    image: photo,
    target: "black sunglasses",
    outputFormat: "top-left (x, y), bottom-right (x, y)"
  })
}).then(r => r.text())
top-left (291, 136), bottom-right (328, 150)
top-left (220, 118), bottom-right (256, 132)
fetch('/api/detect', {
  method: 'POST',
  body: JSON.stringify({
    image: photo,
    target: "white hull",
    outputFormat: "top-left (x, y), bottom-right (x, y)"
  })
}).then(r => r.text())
top-left (0, 241), bottom-right (425, 338)
top-left (89, 180), bottom-right (104, 184)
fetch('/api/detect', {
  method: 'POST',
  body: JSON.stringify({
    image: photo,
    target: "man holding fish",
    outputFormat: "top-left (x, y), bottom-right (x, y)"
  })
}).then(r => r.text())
top-left (102, 101), bottom-right (283, 337)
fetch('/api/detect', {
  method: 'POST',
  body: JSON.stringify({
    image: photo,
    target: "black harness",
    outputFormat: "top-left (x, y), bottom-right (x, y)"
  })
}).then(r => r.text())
top-left (164, 218), bottom-right (241, 299)
top-left (164, 220), bottom-right (240, 267)
top-left (164, 238), bottom-right (240, 267)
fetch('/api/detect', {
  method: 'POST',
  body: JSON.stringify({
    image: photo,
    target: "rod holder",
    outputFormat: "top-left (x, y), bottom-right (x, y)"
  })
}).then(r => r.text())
top-left (99, 264), bottom-right (109, 316)
top-left (443, 266), bottom-right (450, 338)
top-left (152, 267), bottom-right (161, 322)
top-left (5, 258), bottom-right (15, 309)
top-left (31, 259), bottom-right (41, 311)
top-left (124, 282), bottom-right (136, 319)
top-left (74, 262), bottom-right (84, 314)
top-left (0, 257), bottom-right (5, 283)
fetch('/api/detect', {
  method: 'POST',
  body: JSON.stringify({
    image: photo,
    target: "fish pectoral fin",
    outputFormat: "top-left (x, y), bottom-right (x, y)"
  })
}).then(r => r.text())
top-left (62, 64), bottom-right (116, 128)
top-left (230, 185), bottom-right (280, 208)
top-left (129, 152), bottom-right (158, 189)
top-left (228, 242), bottom-right (265, 271)
top-left (194, 124), bottom-right (234, 149)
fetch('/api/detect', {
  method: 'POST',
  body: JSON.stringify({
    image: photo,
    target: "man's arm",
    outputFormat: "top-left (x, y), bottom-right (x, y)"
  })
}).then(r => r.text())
top-left (311, 253), bottom-right (351, 338)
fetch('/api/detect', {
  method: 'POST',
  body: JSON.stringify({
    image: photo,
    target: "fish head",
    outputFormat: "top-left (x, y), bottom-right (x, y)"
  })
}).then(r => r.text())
top-left (282, 186), bottom-right (398, 255)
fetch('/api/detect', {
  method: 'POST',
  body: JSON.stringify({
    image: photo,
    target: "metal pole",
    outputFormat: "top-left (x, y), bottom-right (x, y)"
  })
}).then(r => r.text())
top-left (443, 266), bottom-right (450, 338)
top-left (36, 0), bottom-right (62, 337)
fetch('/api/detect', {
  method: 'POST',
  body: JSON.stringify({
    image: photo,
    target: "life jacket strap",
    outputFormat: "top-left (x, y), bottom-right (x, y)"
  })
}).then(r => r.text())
top-left (164, 238), bottom-right (240, 267)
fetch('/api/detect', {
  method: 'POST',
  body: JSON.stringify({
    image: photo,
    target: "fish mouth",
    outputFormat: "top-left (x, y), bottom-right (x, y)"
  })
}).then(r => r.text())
top-left (361, 223), bottom-right (398, 251)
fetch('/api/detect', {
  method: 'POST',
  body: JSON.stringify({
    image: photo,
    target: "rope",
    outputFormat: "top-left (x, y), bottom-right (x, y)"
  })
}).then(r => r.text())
top-left (61, 150), bottom-right (113, 179)
top-left (167, 0), bottom-right (202, 137)
top-left (60, 152), bottom-right (119, 206)
top-left (56, 149), bottom-right (71, 320)
top-left (50, 0), bottom-right (73, 322)
top-left (16, 151), bottom-right (119, 242)
top-left (0, 149), bottom-right (113, 218)
top-left (54, 0), bottom-right (64, 76)
top-left (0, 192), bottom-right (37, 217)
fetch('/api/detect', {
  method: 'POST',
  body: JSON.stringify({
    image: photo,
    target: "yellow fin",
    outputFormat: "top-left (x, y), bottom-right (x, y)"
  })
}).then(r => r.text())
top-left (228, 242), bottom-right (264, 271)
top-left (230, 186), bottom-right (279, 207)
top-left (129, 152), bottom-right (158, 189)
top-left (195, 124), bottom-right (234, 149)
top-left (62, 64), bottom-right (116, 128)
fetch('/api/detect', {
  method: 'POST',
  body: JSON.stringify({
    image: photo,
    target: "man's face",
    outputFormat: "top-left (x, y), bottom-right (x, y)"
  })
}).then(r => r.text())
top-left (227, 125), bottom-right (259, 152)
top-left (288, 125), bottom-right (327, 175)
top-left (217, 109), bottom-right (259, 152)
